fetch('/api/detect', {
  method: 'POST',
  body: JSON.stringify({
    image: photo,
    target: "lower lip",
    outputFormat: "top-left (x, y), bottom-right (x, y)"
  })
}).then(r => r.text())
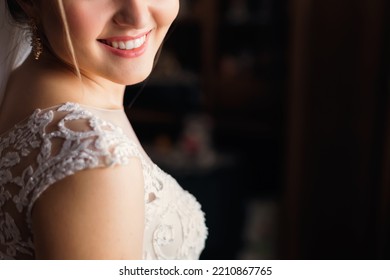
top-left (99, 34), bottom-right (150, 58)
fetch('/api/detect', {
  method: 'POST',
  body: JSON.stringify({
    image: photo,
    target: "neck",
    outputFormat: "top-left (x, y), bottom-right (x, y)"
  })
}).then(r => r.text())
top-left (76, 74), bottom-right (126, 110)
top-left (24, 54), bottom-right (126, 110)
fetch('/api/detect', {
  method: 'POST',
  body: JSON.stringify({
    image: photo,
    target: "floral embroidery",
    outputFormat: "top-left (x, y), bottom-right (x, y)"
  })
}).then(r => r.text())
top-left (0, 102), bottom-right (207, 260)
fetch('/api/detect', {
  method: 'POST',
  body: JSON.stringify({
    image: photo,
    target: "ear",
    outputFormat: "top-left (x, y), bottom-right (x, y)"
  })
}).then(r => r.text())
top-left (14, 0), bottom-right (39, 19)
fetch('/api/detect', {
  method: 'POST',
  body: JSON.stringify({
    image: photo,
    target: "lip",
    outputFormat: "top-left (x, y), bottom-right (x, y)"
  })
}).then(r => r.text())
top-left (100, 30), bottom-right (152, 42)
top-left (98, 30), bottom-right (152, 58)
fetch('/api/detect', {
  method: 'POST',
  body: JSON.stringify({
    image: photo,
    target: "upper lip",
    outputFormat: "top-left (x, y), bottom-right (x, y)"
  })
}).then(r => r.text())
top-left (98, 30), bottom-right (152, 42)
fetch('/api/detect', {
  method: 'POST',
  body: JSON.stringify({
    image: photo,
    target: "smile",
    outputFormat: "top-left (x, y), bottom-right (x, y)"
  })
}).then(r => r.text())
top-left (99, 35), bottom-right (147, 50)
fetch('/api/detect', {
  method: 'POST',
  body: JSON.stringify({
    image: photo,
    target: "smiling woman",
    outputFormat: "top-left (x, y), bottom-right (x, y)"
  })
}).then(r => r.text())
top-left (0, 0), bottom-right (207, 260)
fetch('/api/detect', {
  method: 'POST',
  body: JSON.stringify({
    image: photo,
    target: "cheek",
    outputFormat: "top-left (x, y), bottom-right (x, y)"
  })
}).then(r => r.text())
top-left (63, 4), bottom-right (105, 42)
top-left (40, 2), bottom-right (104, 62)
top-left (152, 0), bottom-right (180, 29)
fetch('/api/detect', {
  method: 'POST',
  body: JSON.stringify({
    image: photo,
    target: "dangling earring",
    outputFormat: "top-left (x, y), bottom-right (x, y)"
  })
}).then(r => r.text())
top-left (29, 19), bottom-right (43, 60)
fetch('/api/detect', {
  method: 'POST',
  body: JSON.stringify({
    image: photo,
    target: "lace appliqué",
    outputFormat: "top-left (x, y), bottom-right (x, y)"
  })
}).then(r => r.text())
top-left (143, 169), bottom-right (208, 260)
top-left (0, 103), bottom-right (139, 259)
top-left (0, 212), bottom-right (33, 259)
top-left (0, 102), bottom-right (207, 260)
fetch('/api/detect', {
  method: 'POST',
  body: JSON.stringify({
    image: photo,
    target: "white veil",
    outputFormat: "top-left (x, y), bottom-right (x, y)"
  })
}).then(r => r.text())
top-left (0, 2), bottom-right (31, 106)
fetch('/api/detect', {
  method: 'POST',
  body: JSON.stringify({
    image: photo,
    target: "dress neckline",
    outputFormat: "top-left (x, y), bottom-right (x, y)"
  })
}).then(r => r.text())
top-left (0, 102), bottom-right (125, 139)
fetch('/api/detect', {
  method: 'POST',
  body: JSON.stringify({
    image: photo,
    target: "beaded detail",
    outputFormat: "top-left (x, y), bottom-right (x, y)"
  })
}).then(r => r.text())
top-left (0, 103), bottom-right (207, 259)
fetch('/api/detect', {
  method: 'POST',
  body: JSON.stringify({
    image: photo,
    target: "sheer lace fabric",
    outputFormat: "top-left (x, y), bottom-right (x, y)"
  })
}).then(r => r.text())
top-left (0, 103), bottom-right (207, 259)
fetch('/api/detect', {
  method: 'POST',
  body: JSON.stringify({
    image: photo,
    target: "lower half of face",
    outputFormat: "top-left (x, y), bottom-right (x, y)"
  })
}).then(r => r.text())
top-left (40, 0), bottom-right (179, 86)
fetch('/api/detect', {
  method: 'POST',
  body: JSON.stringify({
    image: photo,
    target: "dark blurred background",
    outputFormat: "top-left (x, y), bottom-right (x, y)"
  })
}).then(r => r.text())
top-left (124, 0), bottom-right (390, 259)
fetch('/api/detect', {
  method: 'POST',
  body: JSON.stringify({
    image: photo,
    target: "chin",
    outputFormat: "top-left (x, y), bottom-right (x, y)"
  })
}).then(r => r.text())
top-left (126, 75), bottom-right (150, 86)
top-left (113, 73), bottom-right (150, 86)
top-left (113, 67), bottom-right (154, 86)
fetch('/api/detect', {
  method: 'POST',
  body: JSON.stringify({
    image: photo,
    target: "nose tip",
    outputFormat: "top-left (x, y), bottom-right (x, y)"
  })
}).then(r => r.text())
top-left (113, 0), bottom-right (150, 28)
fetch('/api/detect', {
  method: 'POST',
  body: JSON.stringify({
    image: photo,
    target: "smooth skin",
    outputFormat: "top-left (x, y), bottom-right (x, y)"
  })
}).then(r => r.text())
top-left (32, 159), bottom-right (145, 259)
top-left (0, 0), bottom-right (179, 259)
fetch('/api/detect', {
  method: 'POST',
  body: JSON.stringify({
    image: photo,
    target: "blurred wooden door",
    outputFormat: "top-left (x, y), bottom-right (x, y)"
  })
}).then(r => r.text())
top-left (282, 0), bottom-right (390, 259)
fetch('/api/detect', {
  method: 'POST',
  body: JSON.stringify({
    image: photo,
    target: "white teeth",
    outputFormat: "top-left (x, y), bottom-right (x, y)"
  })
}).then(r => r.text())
top-left (107, 35), bottom-right (146, 50)
top-left (134, 38), bottom-right (143, 48)
top-left (125, 40), bottom-right (134, 50)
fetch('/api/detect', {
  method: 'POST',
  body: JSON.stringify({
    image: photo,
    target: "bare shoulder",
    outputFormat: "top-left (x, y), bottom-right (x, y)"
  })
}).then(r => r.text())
top-left (32, 158), bottom-right (145, 260)
top-left (0, 62), bottom-right (81, 134)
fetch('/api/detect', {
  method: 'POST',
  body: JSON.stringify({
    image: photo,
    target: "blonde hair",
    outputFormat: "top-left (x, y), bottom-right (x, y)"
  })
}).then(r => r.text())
top-left (57, 0), bottom-right (81, 80)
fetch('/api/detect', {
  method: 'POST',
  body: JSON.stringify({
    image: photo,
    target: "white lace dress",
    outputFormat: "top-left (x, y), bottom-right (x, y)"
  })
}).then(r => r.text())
top-left (0, 102), bottom-right (207, 260)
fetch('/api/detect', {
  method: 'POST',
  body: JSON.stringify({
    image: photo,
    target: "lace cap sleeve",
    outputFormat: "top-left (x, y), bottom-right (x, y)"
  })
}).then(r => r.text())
top-left (13, 102), bottom-right (140, 229)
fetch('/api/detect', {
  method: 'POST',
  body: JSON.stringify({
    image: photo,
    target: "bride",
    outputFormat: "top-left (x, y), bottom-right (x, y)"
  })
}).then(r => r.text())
top-left (0, 0), bottom-right (207, 259)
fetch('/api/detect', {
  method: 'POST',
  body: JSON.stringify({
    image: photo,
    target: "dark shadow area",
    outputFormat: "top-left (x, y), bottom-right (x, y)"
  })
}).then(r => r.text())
top-left (124, 0), bottom-right (390, 259)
